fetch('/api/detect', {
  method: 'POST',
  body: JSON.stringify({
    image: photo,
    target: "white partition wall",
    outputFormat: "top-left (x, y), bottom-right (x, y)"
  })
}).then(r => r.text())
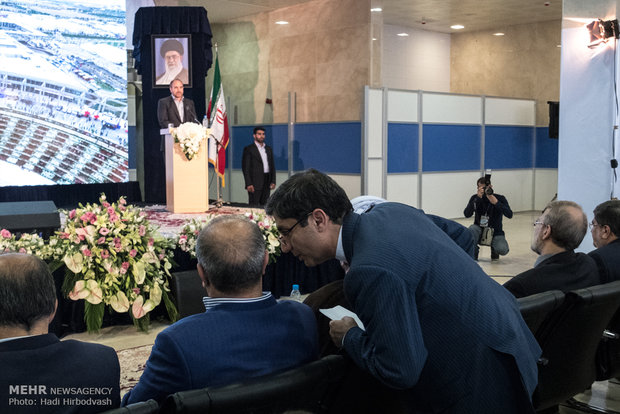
top-left (362, 88), bottom-right (555, 218)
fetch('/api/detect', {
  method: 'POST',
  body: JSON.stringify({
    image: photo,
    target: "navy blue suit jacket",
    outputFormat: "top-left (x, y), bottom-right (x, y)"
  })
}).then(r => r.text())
top-left (123, 296), bottom-right (318, 404)
top-left (340, 203), bottom-right (540, 413)
top-left (0, 333), bottom-right (120, 413)
top-left (589, 239), bottom-right (620, 283)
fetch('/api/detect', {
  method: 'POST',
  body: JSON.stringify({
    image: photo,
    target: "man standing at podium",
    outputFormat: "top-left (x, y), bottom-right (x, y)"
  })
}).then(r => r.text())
top-left (157, 79), bottom-right (197, 128)
top-left (242, 126), bottom-right (276, 207)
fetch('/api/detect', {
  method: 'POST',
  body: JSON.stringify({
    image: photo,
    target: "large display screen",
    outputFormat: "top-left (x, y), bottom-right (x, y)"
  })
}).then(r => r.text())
top-left (0, 0), bottom-right (127, 186)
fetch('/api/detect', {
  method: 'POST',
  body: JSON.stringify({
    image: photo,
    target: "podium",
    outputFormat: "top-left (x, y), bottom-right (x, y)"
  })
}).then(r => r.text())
top-left (162, 129), bottom-right (209, 213)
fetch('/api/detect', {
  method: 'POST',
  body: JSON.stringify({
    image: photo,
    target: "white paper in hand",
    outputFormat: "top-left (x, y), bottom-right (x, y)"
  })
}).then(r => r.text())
top-left (319, 305), bottom-right (365, 331)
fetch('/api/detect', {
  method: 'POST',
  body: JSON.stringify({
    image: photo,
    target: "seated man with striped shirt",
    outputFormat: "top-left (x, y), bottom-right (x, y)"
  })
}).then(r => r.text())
top-left (123, 215), bottom-right (318, 405)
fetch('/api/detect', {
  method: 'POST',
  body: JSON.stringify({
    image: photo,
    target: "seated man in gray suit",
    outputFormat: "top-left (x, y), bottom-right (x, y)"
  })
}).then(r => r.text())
top-left (504, 200), bottom-right (600, 298)
top-left (588, 199), bottom-right (620, 283)
top-left (123, 215), bottom-right (318, 405)
top-left (0, 253), bottom-right (120, 413)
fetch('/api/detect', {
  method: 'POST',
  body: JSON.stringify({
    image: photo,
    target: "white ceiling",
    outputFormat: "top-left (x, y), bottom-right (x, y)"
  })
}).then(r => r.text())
top-left (156, 0), bottom-right (563, 33)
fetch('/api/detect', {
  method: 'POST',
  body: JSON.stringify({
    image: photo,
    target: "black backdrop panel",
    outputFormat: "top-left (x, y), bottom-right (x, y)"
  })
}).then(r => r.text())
top-left (133, 7), bottom-right (213, 203)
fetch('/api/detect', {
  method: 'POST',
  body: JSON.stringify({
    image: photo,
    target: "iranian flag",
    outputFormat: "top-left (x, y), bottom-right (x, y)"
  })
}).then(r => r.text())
top-left (207, 53), bottom-right (229, 186)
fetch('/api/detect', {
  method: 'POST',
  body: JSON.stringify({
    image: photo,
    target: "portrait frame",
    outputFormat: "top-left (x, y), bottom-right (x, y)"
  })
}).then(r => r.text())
top-left (152, 34), bottom-right (192, 88)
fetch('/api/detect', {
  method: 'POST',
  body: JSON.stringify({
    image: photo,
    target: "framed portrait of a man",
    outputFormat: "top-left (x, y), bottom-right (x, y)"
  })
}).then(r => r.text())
top-left (152, 35), bottom-right (192, 88)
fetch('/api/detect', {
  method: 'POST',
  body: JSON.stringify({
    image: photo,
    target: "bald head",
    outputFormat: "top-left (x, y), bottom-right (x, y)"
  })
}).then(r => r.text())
top-left (543, 201), bottom-right (588, 250)
top-left (195, 215), bottom-right (266, 295)
top-left (0, 253), bottom-right (56, 331)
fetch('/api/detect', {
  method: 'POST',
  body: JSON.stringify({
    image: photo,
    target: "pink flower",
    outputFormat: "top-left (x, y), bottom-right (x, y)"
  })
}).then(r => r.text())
top-left (0, 229), bottom-right (11, 238)
top-left (132, 288), bottom-right (140, 295)
top-left (129, 249), bottom-right (137, 258)
top-left (158, 252), bottom-right (165, 260)
top-left (97, 237), bottom-right (105, 244)
top-left (119, 198), bottom-right (127, 205)
top-left (109, 214), bottom-right (118, 222)
top-left (139, 225), bottom-right (146, 237)
top-left (120, 267), bottom-right (127, 275)
top-left (178, 235), bottom-right (187, 245)
top-left (121, 262), bottom-right (130, 270)
top-left (80, 212), bottom-right (96, 223)
top-left (148, 238), bottom-right (154, 246)
top-left (59, 232), bottom-right (70, 239)
top-left (82, 248), bottom-right (92, 257)
top-left (99, 228), bottom-right (110, 235)
top-left (102, 201), bottom-right (110, 208)
top-left (101, 249), bottom-right (110, 259)
top-left (119, 205), bottom-right (126, 211)
top-left (69, 209), bottom-right (76, 219)
top-left (107, 206), bottom-right (115, 215)
top-left (18, 248), bottom-right (26, 253)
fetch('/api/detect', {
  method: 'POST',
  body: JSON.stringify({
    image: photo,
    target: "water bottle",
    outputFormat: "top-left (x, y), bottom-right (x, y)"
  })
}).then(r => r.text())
top-left (202, 114), bottom-right (208, 128)
top-left (290, 284), bottom-right (301, 301)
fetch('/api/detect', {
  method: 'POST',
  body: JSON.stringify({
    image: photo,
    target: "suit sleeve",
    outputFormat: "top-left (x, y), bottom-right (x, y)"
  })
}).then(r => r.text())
top-left (157, 99), bottom-right (169, 129)
top-left (343, 265), bottom-right (427, 389)
top-left (185, 99), bottom-right (197, 124)
top-left (122, 331), bottom-right (192, 405)
top-left (502, 272), bottom-right (530, 298)
top-left (242, 146), bottom-right (253, 187)
top-left (267, 146), bottom-right (276, 185)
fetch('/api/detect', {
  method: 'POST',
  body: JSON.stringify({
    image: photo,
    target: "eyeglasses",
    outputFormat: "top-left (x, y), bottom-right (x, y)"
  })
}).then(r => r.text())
top-left (533, 220), bottom-right (545, 227)
top-left (278, 213), bottom-right (312, 244)
top-left (589, 221), bottom-right (601, 229)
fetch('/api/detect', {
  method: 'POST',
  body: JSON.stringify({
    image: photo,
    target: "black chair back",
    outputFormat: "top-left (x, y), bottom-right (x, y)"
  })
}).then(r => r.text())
top-left (517, 290), bottom-right (565, 336)
top-left (533, 280), bottom-right (620, 411)
top-left (596, 297), bottom-right (620, 381)
top-left (159, 355), bottom-right (348, 414)
top-left (99, 399), bottom-right (159, 413)
top-left (171, 270), bottom-right (205, 319)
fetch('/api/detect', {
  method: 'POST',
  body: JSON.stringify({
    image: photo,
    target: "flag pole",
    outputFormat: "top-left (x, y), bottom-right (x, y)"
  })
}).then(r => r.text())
top-left (214, 44), bottom-right (222, 208)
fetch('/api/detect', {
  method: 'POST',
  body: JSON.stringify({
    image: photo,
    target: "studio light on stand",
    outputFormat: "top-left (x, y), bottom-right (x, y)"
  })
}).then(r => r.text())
top-left (587, 18), bottom-right (619, 48)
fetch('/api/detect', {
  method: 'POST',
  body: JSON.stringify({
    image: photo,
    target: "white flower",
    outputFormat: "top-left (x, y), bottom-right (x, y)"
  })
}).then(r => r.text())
top-left (172, 123), bottom-right (209, 160)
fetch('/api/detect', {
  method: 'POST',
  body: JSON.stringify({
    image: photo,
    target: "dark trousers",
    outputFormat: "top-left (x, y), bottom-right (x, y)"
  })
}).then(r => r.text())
top-left (248, 173), bottom-right (271, 207)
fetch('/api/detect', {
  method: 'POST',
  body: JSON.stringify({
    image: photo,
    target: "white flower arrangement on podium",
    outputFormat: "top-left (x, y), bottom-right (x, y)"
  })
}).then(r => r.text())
top-left (177, 211), bottom-right (281, 264)
top-left (171, 122), bottom-right (210, 161)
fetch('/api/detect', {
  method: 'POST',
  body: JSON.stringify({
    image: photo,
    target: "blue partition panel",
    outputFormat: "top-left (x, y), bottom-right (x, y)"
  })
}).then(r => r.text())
top-left (422, 124), bottom-right (481, 172)
top-left (535, 126), bottom-right (558, 168)
top-left (485, 126), bottom-right (534, 169)
top-left (231, 124), bottom-right (288, 170)
top-left (387, 123), bottom-right (418, 173)
top-left (294, 122), bottom-right (361, 173)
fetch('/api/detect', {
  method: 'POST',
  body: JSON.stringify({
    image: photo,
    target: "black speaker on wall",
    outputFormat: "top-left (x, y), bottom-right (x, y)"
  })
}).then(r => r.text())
top-left (548, 101), bottom-right (559, 139)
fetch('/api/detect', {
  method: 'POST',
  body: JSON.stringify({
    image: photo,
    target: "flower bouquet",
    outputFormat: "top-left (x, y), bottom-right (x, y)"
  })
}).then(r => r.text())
top-left (177, 211), bottom-right (281, 264)
top-left (171, 122), bottom-right (209, 161)
top-left (56, 195), bottom-right (178, 332)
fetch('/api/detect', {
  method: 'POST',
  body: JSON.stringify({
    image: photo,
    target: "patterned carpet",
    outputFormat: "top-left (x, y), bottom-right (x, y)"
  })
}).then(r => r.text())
top-left (118, 344), bottom-right (153, 396)
top-left (143, 204), bottom-right (260, 238)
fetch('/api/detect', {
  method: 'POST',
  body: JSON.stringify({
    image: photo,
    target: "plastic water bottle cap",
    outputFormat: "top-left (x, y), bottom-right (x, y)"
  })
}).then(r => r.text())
top-left (292, 284), bottom-right (299, 290)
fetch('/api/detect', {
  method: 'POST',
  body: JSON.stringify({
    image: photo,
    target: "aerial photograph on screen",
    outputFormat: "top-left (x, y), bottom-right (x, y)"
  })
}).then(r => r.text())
top-left (0, 0), bottom-right (127, 186)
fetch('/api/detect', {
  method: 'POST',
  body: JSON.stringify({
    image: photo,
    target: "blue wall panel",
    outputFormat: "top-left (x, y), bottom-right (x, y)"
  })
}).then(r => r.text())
top-left (422, 124), bottom-right (481, 171)
top-left (294, 122), bottom-right (361, 173)
top-left (485, 126), bottom-right (534, 169)
top-left (387, 123), bottom-right (418, 173)
top-left (535, 126), bottom-right (558, 168)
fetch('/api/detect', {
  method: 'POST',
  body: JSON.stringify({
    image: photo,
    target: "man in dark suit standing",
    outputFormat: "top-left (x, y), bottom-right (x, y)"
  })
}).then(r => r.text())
top-left (265, 169), bottom-right (541, 413)
top-left (242, 126), bottom-right (275, 207)
top-left (504, 200), bottom-right (600, 298)
top-left (589, 199), bottom-right (620, 283)
top-left (0, 253), bottom-right (120, 413)
top-left (157, 79), bottom-right (197, 128)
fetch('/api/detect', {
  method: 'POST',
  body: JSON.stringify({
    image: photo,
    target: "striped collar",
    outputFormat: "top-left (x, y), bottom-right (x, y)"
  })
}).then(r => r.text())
top-left (202, 292), bottom-right (273, 311)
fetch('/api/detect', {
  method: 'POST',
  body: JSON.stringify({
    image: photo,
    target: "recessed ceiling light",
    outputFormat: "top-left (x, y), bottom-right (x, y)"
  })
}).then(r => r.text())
top-left (370, 7), bottom-right (382, 12)
top-left (275, 20), bottom-right (289, 25)
top-left (372, 37), bottom-right (377, 41)
top-left (397, 33), bottom-right (409, 37)
top-left (451, 24), bottom-right (465, 30)
top-left (493, 32), bottom-right (505, 36)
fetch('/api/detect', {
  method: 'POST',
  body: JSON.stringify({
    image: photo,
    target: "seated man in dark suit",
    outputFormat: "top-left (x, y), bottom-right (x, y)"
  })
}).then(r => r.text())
top-left (504, 200), bottom-right (600, 298)
top-left (588, 199), bottom-right (620, 283)
top-left (0, 253), bottom-right (120, 413)
top-left (123, 215), bottom-right (319, 405)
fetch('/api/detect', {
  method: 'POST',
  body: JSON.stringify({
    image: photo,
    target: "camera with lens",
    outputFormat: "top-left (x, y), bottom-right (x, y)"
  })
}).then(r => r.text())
top-left (483, 173), bottom-right (493, 196)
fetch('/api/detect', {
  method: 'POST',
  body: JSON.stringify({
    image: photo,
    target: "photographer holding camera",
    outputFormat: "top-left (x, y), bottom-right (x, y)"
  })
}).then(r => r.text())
top-left (464, 176), bottom-right (513, 261)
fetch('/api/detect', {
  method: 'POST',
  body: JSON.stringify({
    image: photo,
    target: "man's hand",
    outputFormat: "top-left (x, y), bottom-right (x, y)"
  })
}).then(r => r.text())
top-left (477, 186), bottom-right (485, 198)
top-left (270, 183), bottom-right (276, 190)
top-left (246, 185), bottom-right (254, 193)
top-left (329, 317), bottom-right (358, 348)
